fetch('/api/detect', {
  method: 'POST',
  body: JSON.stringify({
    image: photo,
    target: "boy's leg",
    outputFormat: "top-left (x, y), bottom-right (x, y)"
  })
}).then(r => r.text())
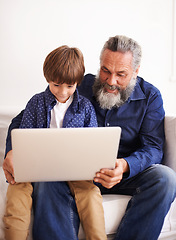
top-left (3, 182), bottom-right (33, 240)
top-left (68, 180), bottom-right (107, 240)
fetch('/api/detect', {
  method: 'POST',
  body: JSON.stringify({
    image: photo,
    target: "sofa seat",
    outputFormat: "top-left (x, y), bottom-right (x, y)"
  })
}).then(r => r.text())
top-left (0, 110), bottom-right (176, 239)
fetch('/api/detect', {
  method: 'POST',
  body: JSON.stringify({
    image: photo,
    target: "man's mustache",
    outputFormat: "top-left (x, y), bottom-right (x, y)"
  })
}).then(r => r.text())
top-left (103, 83), bottom-right (121, 91)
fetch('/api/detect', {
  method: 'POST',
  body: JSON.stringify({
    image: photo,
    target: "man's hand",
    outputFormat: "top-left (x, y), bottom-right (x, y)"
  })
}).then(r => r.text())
top-left (94, 158), bottom-right (129, 189)
top-left (3, 150), bottom-right (15, 184)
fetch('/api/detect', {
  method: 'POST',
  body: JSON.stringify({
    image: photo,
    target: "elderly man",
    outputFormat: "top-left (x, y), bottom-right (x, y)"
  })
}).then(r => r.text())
top-left (3, 35), bottom-right (176, 240)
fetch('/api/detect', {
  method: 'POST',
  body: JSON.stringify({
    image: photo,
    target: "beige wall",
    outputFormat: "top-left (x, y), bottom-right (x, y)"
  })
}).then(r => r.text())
top-left (0, 0), bottom-right (175, 114)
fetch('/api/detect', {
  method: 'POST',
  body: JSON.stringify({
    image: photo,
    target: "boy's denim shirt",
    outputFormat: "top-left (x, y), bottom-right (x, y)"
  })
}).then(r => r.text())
top-left (5, 86), bottom-right (97, 156)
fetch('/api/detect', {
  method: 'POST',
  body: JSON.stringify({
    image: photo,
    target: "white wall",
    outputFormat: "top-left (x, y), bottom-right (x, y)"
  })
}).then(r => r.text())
top-left (0, 0), bottom-right (176, 114)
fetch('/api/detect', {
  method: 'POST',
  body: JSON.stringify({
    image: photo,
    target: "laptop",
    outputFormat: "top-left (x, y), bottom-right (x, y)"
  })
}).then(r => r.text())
top-left (11, 127), bottom-right (121, 182)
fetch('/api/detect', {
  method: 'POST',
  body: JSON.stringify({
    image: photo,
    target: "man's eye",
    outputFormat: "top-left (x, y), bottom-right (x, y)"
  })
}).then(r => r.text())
top-left (102, 67), bottom-right (110, 73)
top-left (68, 85), bottom-right (73, 88)
top-left (117, 74), bottom-right (126, 78)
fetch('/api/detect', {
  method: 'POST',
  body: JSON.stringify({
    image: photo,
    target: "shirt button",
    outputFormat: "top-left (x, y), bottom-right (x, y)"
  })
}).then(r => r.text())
top-left (107, 123), bottom-right (110, 126)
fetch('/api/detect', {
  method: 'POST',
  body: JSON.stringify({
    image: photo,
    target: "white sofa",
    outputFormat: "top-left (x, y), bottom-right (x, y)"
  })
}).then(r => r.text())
top-left (0, 111), bottom-right (176, 240)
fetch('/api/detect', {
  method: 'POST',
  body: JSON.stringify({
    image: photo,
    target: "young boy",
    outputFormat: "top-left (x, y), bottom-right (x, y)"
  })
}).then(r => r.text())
top-left (3, 46), bottom-right (107, 240)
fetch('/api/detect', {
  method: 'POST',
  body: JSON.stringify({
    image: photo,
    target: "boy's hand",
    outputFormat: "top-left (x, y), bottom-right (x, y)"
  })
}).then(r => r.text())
top-left (3, 150), bottom-right (16, 184)
top-left (94, 158), bottom-right (129, 189)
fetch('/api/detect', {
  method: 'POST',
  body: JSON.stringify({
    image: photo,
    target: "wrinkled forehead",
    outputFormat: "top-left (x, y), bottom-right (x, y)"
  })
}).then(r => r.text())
top-left (100, 49), bottom-right (134, 71)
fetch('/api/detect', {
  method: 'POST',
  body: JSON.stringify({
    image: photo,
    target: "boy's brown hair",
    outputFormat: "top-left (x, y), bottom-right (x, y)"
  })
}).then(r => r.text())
top-left (43, 45), bottom-right (85, 85)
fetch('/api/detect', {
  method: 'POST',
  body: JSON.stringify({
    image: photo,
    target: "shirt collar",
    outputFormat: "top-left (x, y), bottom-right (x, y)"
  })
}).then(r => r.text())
top-left (45, 86), bottom-right (57, 107)
top-left (44, 86), bottom-right (81, 112)
top-left (128, 77), bottom-right (146, 102)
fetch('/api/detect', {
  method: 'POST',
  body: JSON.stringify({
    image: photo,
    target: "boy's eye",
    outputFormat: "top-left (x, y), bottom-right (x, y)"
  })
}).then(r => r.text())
top-left (68, 85), bottom-right (73, 88)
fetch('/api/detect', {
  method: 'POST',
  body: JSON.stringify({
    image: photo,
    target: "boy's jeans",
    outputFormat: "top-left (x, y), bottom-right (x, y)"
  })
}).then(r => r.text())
top-left (32, 164), bottom-right (176, 240)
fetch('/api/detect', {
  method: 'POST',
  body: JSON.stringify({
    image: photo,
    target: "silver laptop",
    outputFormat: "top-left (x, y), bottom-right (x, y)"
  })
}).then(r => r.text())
top-left (11, 127), bottom-right (121, 182)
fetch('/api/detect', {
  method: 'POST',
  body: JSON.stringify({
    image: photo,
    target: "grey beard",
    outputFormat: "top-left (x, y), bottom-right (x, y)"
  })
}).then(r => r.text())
top-left (93, 75), bottom-right (137, 110)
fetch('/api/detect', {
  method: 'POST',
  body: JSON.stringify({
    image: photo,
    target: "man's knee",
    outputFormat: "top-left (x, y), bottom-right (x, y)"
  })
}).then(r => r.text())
top-left (151, 164), bottom-right (176, 200)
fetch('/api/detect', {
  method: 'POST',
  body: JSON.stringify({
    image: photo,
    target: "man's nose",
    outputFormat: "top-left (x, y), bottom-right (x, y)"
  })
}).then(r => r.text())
top-left (106, 74), bottom-right (117, 86)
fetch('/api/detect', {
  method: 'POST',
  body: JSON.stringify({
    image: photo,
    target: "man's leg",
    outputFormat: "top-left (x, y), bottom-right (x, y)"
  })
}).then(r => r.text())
top-left (32, 181), bottom-right (79, 240)
top-left (99, 164), bottom-right (176, 240)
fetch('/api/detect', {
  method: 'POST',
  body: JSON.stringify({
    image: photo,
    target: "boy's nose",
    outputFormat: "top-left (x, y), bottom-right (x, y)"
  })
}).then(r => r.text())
top-left (60, 87), bottom-right (67, 95)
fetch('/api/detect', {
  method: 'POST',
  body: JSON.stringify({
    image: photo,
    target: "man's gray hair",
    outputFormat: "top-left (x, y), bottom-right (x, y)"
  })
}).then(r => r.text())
top-left (100, 35), bottom-right (142, 71)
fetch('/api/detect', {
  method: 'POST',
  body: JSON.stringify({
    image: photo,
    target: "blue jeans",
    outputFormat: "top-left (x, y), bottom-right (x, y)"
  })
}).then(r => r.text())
top-left (32, 164), bottom-right (176, 240)
top-left (98, 164), bottom-right (176, 240)
top-left (32, 181), bottom-right (79, 240)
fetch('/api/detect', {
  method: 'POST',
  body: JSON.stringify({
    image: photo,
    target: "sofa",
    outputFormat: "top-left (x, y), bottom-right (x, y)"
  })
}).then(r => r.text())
top-left (0, 110), bottom-right (176, 240)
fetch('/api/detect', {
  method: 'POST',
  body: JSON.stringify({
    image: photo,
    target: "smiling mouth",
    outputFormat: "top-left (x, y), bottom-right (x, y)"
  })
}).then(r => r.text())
top-left (104, 83), bottom-right (121, 91)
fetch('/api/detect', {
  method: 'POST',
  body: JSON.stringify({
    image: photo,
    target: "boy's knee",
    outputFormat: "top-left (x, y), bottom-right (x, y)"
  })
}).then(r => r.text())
top-left (6, 182), bottom-right (33, 207)
top-left (85, 185), bottom-right (102, 205)
top-left (4, 182), bottom-right (33, 230)
top-left (7, 182), bottom-right (33, 195)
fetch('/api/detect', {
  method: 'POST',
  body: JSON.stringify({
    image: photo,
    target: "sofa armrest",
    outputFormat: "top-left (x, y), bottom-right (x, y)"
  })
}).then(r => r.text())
top-left (163, 116), bottom-right (176, 172)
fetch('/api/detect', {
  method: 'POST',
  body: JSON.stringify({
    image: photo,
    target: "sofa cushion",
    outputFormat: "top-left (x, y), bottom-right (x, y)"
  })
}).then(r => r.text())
top-left (0, 167), bottom-right (7, 239)
top-left (163, 116), bottom-right (176, 172)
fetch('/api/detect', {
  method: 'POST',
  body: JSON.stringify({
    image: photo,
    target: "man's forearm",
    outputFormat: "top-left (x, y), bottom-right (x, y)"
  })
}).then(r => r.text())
top-left (5, 110), bottom-right (24, 157)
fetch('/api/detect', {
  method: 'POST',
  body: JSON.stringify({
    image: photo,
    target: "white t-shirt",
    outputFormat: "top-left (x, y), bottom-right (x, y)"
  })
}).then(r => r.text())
top-left (50, 95), bottom-right (73, 128)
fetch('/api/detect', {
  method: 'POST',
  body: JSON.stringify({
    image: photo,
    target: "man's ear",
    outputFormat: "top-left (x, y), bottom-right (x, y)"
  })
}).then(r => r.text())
top-left (133, 65), bottom-right (140, 78)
